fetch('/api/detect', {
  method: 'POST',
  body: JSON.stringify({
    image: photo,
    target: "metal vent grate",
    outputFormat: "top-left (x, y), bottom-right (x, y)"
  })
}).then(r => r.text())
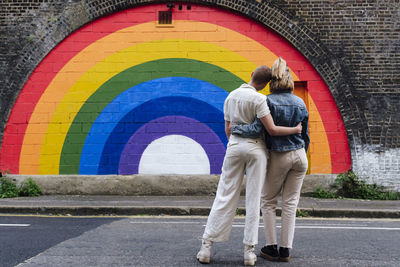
top-left (158, 11), bottom-right (172, 24)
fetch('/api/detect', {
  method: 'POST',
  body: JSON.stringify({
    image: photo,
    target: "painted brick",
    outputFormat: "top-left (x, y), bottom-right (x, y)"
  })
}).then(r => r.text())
top-left (0, 0), bottom-right (399, 188)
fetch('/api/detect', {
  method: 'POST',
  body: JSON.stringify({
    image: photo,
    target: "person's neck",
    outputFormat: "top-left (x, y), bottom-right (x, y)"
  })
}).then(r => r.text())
top-left (248, 82), bottom-right (260, 91)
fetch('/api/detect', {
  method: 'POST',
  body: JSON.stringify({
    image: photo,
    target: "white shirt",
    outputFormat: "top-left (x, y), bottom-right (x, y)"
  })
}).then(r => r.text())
top-left (223, 83), bottom-right (270, 124)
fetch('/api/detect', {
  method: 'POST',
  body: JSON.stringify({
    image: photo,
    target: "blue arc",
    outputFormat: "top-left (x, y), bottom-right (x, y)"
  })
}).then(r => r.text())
top-left (79, 77), bottom-right (229, 174)
top-left (80, 96), bottom-right (226, 174)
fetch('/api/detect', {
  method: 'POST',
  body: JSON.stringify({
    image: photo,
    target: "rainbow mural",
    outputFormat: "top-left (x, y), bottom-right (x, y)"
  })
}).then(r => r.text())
top-left (0, 4), bottom-right (351, 175)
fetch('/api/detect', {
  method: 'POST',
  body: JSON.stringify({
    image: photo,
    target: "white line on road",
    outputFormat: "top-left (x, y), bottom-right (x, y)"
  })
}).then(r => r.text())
top-left (230, 225), bottom-right (400, 231)
top-left (130, 221), bottom-right (200, 224)
top-left (296, 223), bottom-right (368, 227)
top-left (0, 224), bottom-right (30, 227)
top-left (128, 221), bottom-right (399, 231)
top-left (293, 226), bottom-right (400, 230)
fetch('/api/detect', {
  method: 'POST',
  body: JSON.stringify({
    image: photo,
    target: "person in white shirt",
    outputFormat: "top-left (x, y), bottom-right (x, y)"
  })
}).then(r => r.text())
top-left (197, 65), bottom-right (302, 266)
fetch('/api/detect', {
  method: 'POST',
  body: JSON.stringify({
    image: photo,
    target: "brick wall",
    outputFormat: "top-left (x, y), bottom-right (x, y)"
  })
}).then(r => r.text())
top-left (0, 0), bottom-right (399, 188)
top-left (270, 0), bottom-right (400, 188)
top-left (0, 0), bottom-right (91, 145)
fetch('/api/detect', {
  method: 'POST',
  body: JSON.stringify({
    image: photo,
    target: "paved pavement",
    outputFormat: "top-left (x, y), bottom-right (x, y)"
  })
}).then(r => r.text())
top-left (0, 195), bottom-right (399, 218)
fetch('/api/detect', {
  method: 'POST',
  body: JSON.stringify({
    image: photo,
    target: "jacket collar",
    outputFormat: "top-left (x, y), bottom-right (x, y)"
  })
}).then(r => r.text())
top-left (271, 89), bottom-right (292, 94)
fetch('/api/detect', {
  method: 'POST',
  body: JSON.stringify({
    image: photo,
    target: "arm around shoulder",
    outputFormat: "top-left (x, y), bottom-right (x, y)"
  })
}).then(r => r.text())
top-left (259, 114), bottom-right (302, 136)
top-left (231, 118), bottom-right (263, 138)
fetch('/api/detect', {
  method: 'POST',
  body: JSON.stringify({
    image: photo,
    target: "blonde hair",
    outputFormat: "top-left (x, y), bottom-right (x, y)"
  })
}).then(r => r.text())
top-left (270, 57), bottom-right (294, 93)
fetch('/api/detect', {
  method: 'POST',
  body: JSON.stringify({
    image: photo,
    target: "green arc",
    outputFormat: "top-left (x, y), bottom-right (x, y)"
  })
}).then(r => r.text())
top-left (59, 58), bottom-right (245, 174)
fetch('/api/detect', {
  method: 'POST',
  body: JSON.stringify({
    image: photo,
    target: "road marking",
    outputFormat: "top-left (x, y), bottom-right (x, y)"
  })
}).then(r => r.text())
top-left (128, 221), bottom-right (399, 231)
top-left (230, 225), bottom-right (400, 231)
top-left (284, 223), bottom-right (369, 227)
top-left (0, 224), bottom-right (30, 227)
top-left (130, 221), bottom-right (200, 224)
top-left (292, 226), bottom-right (400, 230)
top-left (0, 214), bottom-right (399, 221)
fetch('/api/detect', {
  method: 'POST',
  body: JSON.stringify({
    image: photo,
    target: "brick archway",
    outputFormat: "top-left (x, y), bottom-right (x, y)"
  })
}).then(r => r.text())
top-left (1, 0), bottom-right (357, 173)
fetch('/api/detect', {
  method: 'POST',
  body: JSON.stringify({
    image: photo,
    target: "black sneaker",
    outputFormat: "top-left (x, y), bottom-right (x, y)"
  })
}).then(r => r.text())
top-left (260, 245), bottom-right (279, 261)
top-left (279, 247), bottom-right (290, 262)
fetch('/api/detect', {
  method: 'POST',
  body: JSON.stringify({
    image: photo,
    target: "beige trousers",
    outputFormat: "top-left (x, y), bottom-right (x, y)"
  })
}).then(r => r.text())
top-left (261, 148), bottom-right (308, 248)
top-left (203, 135), bottom-right (267, 245)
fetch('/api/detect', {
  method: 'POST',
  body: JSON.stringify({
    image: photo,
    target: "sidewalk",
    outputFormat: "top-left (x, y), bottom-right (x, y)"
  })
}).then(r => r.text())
top-left (0, 195), bottom-right (399, 218)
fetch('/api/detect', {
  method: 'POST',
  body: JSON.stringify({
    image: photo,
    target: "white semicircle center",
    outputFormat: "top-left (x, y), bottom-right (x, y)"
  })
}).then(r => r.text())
top-left (138, 135), bottom-right (210, 175)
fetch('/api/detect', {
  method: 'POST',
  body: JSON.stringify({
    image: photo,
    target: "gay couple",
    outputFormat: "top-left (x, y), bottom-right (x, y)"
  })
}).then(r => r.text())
top-left (197, 57), bottom-right (309, 266)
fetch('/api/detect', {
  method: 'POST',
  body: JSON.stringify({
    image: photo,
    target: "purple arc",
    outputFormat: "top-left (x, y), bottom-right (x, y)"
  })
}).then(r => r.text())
top-left (118, 116), bottom-right (226, 174)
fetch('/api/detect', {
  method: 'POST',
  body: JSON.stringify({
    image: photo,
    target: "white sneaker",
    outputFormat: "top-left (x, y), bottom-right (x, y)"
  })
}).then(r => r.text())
top-left (197, 239), bottom-right (213, 264)
top-left (244, 245), bottom-right (257, 266)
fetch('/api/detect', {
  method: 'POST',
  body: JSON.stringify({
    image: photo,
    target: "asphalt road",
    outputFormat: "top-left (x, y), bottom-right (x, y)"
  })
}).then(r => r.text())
top-left (1, 215), bottom-right (399, 267)
top-left (0, 215), bottom-right (118, 267)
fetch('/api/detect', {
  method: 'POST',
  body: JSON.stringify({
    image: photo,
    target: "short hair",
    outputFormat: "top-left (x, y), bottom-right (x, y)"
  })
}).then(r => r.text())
top-left (270, 57), bottom-right (294, 93)
top-left (251, 65), bottom-right (272, 85)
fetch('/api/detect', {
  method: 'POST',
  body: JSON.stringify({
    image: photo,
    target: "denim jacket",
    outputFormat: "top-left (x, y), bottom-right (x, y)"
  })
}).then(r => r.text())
top-left (231, 92), bottom-right (309, 152)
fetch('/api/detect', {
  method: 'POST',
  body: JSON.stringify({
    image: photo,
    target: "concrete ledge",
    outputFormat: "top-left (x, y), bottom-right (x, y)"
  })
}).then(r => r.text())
top-left (0, 206), bottom-right (192, 216)
top-left (0, 206), bottom-right (399, 218)
top-left (302, 174), bottom-right (337, 194)
top-left (8, 174), bottom-right (221, 196)
top-left (7, 174), bottom-right (336, 196)
top-left (300, 208), bottom-right (400, 219)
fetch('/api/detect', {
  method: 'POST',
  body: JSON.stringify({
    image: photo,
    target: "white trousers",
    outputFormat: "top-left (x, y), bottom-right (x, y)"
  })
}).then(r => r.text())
top-left (261, 148), bottom-right (308, 248)
top-left (202, 135), bottom-right (267, 246)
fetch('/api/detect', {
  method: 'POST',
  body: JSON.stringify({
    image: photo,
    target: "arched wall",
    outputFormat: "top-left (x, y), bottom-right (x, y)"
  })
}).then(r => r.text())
top-left (0, 2), bottom-right (351, 175)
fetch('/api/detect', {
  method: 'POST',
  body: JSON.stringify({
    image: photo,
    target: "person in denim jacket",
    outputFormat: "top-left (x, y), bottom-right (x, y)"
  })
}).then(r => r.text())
top-left (197, 65), bottom-right (302, 266)
top-left (232, 57), bottom-right (309, 262)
